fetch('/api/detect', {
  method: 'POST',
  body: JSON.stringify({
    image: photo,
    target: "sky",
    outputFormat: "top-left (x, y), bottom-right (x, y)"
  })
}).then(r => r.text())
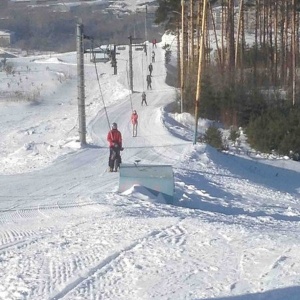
top-left (0, 31), bottom-right (300, 300)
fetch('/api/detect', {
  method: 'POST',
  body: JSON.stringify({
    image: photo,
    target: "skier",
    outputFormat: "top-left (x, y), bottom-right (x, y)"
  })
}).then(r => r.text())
top-left (152, 39), bottom-right (157, 48)
top-left (131, 110), bottom-right (138, 137)
top-left (146, 74), bottom-right (152, 90)
top-left (152, 51), bottom-right (155, 63)
top-left (107, 122), bottom-right (123, 172)
top-left (148, 63), bottom-right (153, 76)
top-left (141, 91), bottom-right (148, 106)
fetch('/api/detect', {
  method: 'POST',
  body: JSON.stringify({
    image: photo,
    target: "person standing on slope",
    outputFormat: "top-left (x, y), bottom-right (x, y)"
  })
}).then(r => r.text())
top-left (131, 110), bottom-right (138, 137)
top-left (146, 75), bottom-right (152, 90)
top-left (107, 122), bottom-right (123, 172)
top-left (152, 50), bottom-right (155, 63)
top-left (148, 63), bottom-right (153, 76)
top-left (141, 91), bottom-right (148, 106)
top-left (152, 39), bottom-right (157, 48)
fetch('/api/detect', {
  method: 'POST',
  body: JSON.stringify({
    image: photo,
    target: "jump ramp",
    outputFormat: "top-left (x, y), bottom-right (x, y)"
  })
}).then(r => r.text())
top-left (119, 163), bottom-right (174, 204)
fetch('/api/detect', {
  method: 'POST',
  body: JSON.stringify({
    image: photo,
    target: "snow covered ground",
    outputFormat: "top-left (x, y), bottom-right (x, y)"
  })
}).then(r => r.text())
top-left (0, 33), bottom-right (300, 300)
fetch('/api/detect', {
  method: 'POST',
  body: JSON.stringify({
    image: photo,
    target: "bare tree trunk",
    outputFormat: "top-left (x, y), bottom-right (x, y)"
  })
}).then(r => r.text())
top-left (190, 0), bottom-right (194, 66)
top-left (254, 0), bottom-right (259, 85)
top-left (285, 1), bottom-right (289, 87)
top-left (274, 0), bottom-right (278, 86)
top-left (268, 1), bottom-right (276, 86)
top-left (226, 0), bottom-right (235, 75)
top-left (292, 0), bottom-right (296, 105)
top-left (177, 20), bottom-right (181, 91)
top-left (235, 0), bottom-right (244, 76)
top-left (196, 0), bottom-right (201, 63)
top-left (210, 2), bottom-right (222, 69)
top-left (241, 0), bottom-right (245, 83)
top-left (280, 1), bottom-right (286, 84)
top-left (221, 0), bottom-right (226, 71)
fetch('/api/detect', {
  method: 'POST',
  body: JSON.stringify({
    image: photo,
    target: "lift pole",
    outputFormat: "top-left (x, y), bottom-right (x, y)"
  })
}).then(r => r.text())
top-left (144, 6), bottom-right (148, 56)
top-left (128, 35), bottom-right (133, 93)
top-left (77, 23), bottom-right (86, 146)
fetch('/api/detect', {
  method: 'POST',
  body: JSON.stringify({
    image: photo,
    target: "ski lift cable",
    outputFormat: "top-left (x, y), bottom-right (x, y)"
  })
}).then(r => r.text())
top-left (141, 49), bottom-right (145, 92)
top-left (90, 45), bottom-right (111, 130)
top-left (125, 49), bottom-right (146, 112)
top-left (125, 60), bottom-right (134, 112)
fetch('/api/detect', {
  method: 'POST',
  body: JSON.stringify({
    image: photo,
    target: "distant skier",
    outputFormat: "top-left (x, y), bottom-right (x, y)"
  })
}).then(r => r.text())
top-left (152, 39), bottom-right (157, 48)
top-left (148, 63), bottom-right (153, 76)
top-left (107, 122), bottom-right (123, 172)
top-left (152, 51), bottom-right (155, 63)
top-left (146, 75), bottom-right (152, 90)
top-left (141, 91), bottom-right (148, 106)
top-left (131, 110), bottom-right (138, 137)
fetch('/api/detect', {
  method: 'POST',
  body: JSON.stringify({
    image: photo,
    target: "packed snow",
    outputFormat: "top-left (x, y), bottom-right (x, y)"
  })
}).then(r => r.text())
top-left (0, 32), bottom-right (300, 300)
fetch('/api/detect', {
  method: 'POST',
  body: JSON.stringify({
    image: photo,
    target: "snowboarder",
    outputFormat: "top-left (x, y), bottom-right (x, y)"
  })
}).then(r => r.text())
top-left (148, 63), bottom-right (153, 76)
top-left (107, 122), bottom-right (123, 172)
top-left (146, 75), bottom-right (152, 90)
top-left (131, 110), bottom-right (138, 137)
top-left (141, 91), bottom-right (147, 106)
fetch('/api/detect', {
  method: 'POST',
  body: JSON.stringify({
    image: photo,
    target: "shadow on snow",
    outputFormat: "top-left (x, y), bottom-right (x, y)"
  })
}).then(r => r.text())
top-left (173, 146), bottom-right (300, 222)
top-left (197, 285), bottom-right (300, 300)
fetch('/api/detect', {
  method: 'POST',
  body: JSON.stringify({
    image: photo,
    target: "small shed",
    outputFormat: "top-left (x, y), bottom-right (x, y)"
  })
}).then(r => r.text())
top-left (119, 163), bottom-right (174, 204)
top-left (0, 30), bottom-right (14, 47)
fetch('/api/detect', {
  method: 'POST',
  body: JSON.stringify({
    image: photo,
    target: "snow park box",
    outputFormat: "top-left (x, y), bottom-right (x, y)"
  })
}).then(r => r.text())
top-left (119, 163), bottom-right (174, 204)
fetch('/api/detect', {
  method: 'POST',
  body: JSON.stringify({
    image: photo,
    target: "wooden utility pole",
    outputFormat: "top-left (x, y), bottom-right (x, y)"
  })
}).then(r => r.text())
top-left (180, 0), bottom-right (185, 113)
top-left (194, 0), bottom-right (208, 145)
top-left (76, 23), bottom-right (86, 146)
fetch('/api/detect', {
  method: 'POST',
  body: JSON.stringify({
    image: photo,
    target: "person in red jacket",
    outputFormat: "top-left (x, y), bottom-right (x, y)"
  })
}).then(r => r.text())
top-left (131, 110), bottom-right (138, 137)
top-left (107, 122), bottom-right (123, 171)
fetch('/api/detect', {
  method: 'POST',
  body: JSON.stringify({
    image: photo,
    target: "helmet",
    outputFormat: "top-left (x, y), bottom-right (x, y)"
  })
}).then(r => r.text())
top-left (111, 122), bottom-right (117, 129)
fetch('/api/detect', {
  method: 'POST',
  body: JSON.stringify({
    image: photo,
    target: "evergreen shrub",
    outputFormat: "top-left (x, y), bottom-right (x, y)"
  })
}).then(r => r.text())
top-left (204, 126), bottom-right (224, 149)
top-left (246, 105), bottom-right (300, 157)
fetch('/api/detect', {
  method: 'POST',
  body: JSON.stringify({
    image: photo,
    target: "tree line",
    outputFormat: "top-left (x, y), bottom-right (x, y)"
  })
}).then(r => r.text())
top-left (0, 6), bottom-right (160, 52)
top-left (155, 0), bottom-right (300, 158)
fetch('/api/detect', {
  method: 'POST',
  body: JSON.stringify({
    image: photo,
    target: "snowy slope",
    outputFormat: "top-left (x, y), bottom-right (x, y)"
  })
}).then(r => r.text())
top-left (0, 35), bottom-right (300, 300)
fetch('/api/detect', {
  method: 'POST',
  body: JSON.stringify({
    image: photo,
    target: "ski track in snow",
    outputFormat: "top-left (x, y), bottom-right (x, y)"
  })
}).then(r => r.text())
top-left (0, 191), bottom-right (300, 299)
top-left (50, 220), bottom-right (187, 300)
top-left (0, 200), bottom-right (188, 300)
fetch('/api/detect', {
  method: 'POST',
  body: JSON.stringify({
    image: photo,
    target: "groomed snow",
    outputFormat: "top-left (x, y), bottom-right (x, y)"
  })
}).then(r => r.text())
top-left (0, 33), bottom-right (300, 300)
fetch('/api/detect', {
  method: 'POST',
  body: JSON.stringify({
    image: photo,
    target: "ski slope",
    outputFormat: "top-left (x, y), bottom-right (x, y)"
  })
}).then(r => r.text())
top-left (0, 36), bottom-right (300, 300)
